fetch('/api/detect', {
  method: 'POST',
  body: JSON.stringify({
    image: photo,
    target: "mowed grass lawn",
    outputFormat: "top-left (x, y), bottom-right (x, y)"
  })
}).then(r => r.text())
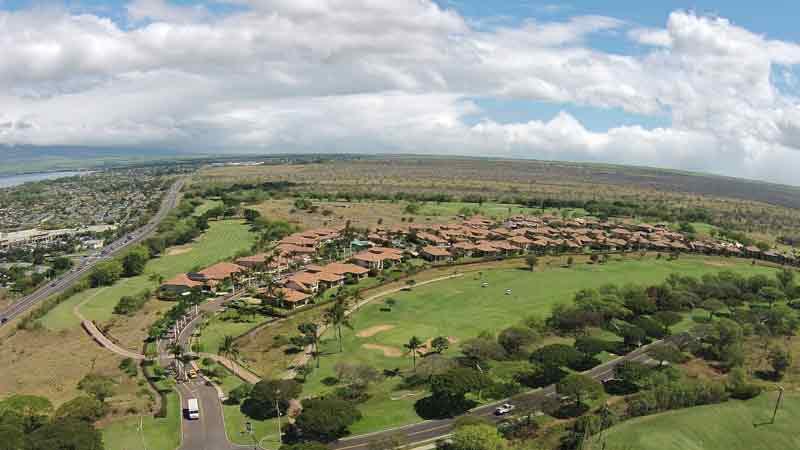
top-left (102, 391), bottom-right (182, 450)
top-left (301, 256), bottom-right (776, 434)
top-left (599, 393), bottom-right (800, 450)
top-left (197, 311), bottom-right (272, 356)
top-left (40, 220), bottom-right (255, 331)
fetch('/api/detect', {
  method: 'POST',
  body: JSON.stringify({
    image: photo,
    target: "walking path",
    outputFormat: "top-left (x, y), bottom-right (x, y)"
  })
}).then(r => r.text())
top-left (197, 352), bottom-right (261, 384)
top-left (283, 273), bottom-right (464, 379)
top-left (81, 320), bottom-right (147, 360)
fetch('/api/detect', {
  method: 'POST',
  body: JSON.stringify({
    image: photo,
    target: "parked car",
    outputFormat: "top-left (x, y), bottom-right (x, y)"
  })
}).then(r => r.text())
top-left (495, 403), bottom-right (515, 415)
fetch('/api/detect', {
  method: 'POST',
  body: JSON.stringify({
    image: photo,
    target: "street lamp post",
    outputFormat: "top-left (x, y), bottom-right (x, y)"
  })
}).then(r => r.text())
top-left (275, 388), bottom-right (283, 445)
top-left (246, 421), bottom-right (256, 450)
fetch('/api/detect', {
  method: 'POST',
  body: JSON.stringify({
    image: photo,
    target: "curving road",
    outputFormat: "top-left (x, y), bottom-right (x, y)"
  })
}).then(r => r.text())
top-left (0, 178), bottom-right (184, 326)
top-left (331, 339), bottom-right (676, 450)
top-left (172, 292), bottom-right (256, 450)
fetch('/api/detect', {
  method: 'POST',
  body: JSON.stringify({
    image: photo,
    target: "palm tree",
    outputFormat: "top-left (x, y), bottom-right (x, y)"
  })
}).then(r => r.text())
top-left (324, 300), bottom-right (352, 353)
top-left (218, 335), bottom-right (241, 376)
top-left (273, 289), bottom-right (287, 309)
top-left (404, 336), bottom-right (423, 370)
top-left (219, 335), bottom-right (236, 359)
top-left (298, 323), bottom-right (321, 368)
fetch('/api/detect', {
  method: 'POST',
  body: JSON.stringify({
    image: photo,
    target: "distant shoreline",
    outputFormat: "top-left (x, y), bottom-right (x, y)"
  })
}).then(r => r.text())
top-left (0, 170), bottom-right (87, 188)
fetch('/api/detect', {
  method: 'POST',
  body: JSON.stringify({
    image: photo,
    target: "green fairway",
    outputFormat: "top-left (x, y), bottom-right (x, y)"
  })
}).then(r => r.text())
top-left (197, 311), bottom-right (272, 355)
top-left (40, 220), bottom-right (255, 330)
top-left (102, 391), bottom-right (182, 450)
top-left (599, 393), bottom-right (800, 450)
top-left (299, 255), bottom-right (775, 433)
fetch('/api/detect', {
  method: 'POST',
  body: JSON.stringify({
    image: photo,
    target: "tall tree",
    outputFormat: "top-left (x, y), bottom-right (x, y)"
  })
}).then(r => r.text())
top-left (404, 336), bottom-right (423, 370)
top-left (525, 255), bottom-right (538, 272)
top-left (299, 323), bottom-right (321, 368)
top-left (451, 424), bottom-right (507, 450)
top-left (324, 300), bottom-right (352, 353)
top-left (556, 374), bottom-right (603, 406)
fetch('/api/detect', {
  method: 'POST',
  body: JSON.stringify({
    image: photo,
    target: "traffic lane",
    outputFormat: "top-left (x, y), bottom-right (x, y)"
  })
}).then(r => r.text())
top-left (0, 180), bottom-right (183, 324)
top-left (177, 380), bottom-right (236, 450)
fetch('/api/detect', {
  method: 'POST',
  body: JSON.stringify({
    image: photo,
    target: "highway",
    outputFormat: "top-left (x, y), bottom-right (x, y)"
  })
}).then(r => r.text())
top-left (0, 178), bottom-right (184, 326)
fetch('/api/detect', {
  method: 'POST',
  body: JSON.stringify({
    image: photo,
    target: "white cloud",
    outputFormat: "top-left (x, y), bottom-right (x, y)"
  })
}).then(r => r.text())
top-left (0, 3), bottom-right (800, 184)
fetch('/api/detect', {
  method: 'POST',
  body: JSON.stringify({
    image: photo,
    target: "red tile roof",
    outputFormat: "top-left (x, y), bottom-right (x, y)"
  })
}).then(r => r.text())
top-left (162, 273), bottom-right (204, 288)
top-left (199, 262), bottom-right (245, 280)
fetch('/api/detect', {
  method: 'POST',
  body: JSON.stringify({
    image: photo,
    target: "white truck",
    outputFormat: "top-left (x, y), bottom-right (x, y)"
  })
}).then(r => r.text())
top-left (187, 398), bottom-right (200, 420)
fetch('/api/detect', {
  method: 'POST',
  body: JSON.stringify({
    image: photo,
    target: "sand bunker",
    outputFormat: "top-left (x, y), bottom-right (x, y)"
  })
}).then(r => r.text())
top-left (362, 343), bottom-right (403, 357)
top-left (356, 324), bottom-right (395, 338)
top-left (166, 245), bottom-right (193, 256)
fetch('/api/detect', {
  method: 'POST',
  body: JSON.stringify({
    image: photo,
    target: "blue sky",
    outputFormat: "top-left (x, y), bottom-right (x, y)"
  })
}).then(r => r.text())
top-left (2, 1), bottom-right (800, 183)
top-left (3, 0), bottom-right (795, 133)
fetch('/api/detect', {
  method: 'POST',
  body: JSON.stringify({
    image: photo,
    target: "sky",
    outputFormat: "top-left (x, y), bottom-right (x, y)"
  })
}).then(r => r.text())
top-left (2, 1), bottom-right (800, 184)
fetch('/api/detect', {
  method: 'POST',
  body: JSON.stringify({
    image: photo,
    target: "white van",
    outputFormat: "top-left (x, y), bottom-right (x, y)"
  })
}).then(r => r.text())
top-left (187, 398), bottom-right (200, 420)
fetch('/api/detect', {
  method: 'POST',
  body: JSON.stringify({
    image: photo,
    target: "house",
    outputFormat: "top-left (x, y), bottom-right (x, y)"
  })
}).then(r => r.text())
top-left (321, 262), bottom-right (370, 280)
top-left (508, 235), bottom-right (533, 251)
top-left (303, 266), bottom-right (345, 289)
top-left (420, 245), bottom-right (453, 262)
top-left (235, 253), bottom-right (270, 269)
top-left (277, 243), bottom-right (316, 258)
top-left (280, 235), bottom-right (318, 248)
top-left (474, 242), bottom-right (501, 257)
top-left (352, 247), bottom-right (403, 271)
top-left (160, 273), bottom-right (204, 297)
top-left (285, 272), bottom-right (321, 294)
top-left (236, 253), bottom-right (291, 275)
top-left (415, 231), bottom-right (449, 246)
top-left (270, 287), bottom-right (312, 309)
top-left (451, 241), bottom-right (476, 257)
top-left (198, 262), bottom-right (245, 282)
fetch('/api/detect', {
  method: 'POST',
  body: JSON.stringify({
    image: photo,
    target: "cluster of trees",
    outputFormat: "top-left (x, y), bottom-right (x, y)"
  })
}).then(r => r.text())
top-left (0, 394), bottom-right (106, 450)
top-left (237, 378), bottom-right (363, 444)
top-left (113, 289), bottom-right (152, 315)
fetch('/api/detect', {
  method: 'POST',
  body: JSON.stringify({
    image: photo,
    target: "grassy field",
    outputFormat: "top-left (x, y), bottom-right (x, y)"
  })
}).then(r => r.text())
top-left (598, 393), bottom-right (800, 450)
top-left (253, 197), bottom-right (585, 230)
top-left (297, 256), bottom-right (776, 433)
top-left (102, 391), bottom-right (182, 450)
top-left (196, 311), bottom-right (273, 355)
top-left (39, 220), bottom-right (255, 331)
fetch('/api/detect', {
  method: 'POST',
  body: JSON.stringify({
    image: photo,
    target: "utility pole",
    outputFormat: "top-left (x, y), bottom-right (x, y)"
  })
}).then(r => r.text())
top-left (275, 388), bottom-right (283, 445)
top-left (771, 386), bottom-right (784, 424)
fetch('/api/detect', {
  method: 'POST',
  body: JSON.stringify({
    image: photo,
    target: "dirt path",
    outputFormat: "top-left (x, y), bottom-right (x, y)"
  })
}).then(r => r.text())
top-left (283, 273), bottom-right (464, 379)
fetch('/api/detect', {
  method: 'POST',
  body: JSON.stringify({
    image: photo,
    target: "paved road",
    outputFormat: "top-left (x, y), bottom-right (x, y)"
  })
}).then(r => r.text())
top-left (331, 342), bottom-right (665, 450)
top-left (0, 178), bottom-right (184, 326)
top-left (173, 292), bottom-right (254, 450)
top-left (176, 380), bottom-right (247, 450)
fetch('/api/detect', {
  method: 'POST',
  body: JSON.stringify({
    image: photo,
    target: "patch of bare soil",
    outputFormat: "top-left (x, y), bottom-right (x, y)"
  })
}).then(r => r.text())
top-left (166, 245), bottom-right (193, 256)
top-left (362, 343), bottom-right (403, 357)
top-left (356, 324), bottom-right (395, 338)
